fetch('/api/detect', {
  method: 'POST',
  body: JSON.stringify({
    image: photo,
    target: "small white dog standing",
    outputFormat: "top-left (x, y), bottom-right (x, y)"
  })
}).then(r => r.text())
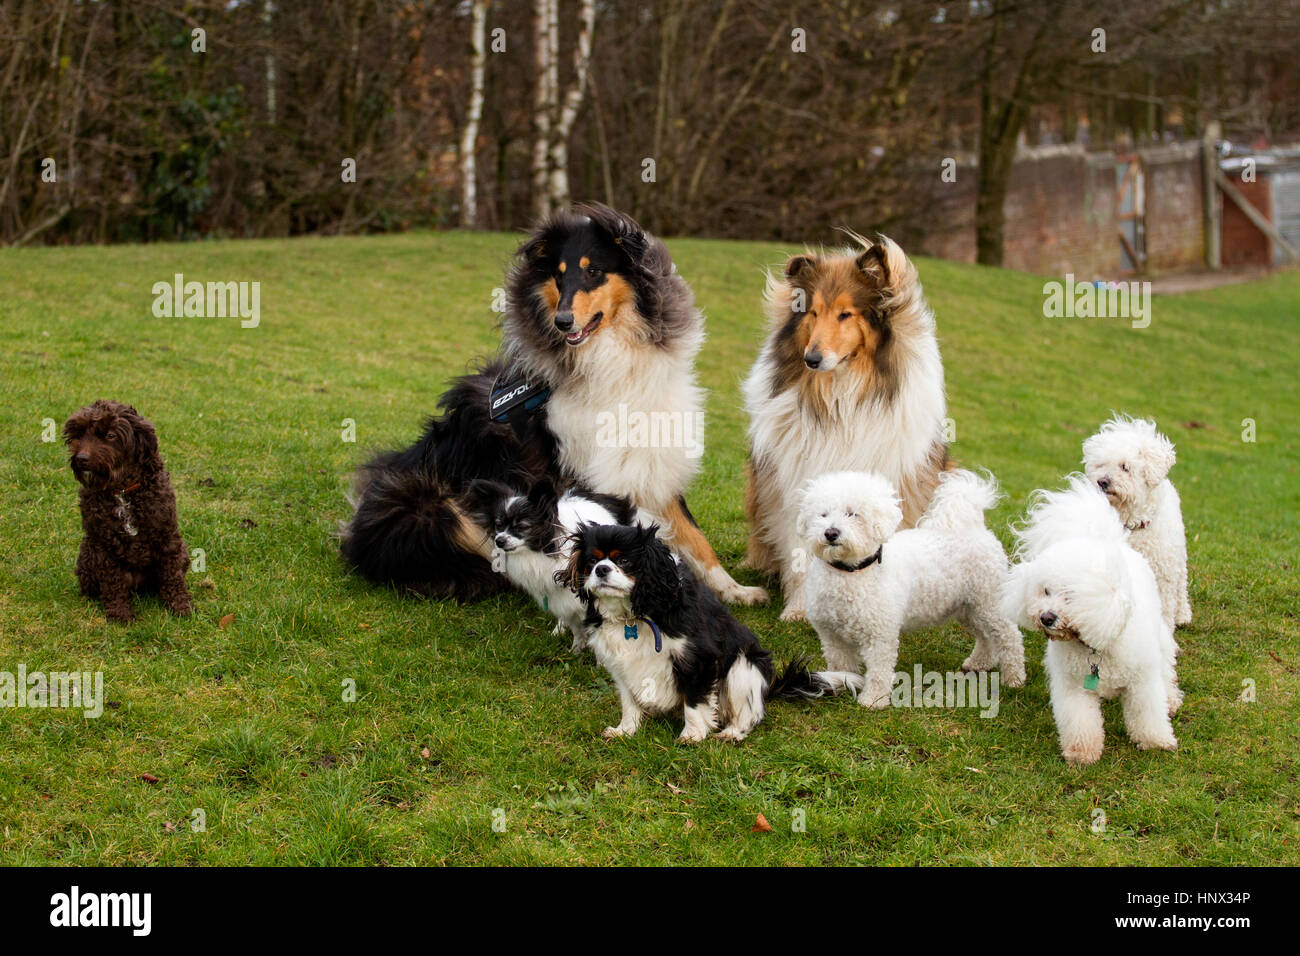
top-left (798, 469), bottom-right (1026, 708)
top-left (1003, 475), bottom-right (1182, 767)
top-left (1082, 414), bottom-right (1192, 633)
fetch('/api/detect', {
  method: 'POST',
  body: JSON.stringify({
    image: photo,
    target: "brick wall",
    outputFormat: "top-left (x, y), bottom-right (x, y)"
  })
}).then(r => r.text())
top-left (910, 143), bottom-right (1206, 277)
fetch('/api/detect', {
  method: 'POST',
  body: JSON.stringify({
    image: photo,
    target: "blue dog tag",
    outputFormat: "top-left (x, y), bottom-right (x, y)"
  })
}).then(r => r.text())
top-left (624, 623), bottom-right (638, 641)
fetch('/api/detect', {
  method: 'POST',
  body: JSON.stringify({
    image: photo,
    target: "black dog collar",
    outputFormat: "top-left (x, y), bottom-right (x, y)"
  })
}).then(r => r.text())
top-left (829, 545), bottom-right (883, 573)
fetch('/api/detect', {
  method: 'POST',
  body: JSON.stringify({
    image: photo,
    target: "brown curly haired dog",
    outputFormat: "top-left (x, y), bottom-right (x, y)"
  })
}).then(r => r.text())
top-left (64, 400), bottom-right (193, 623)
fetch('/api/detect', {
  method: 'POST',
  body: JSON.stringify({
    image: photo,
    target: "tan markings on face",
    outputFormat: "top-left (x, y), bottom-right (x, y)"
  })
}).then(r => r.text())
top-left (568, 274), bottom-right (632, 336)
top-left (579, 256), bottom-right (590, 269)
top-left (558, 261), bottom-right (566, 273)
top-left (540, 277), bottom-right (560, 312)
top-left (802, 290), bottom-right (875, 369)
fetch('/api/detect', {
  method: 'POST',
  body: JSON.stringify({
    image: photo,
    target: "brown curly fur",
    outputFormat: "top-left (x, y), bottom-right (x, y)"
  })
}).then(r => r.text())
top-left (64, 400), bottom-right (193, 623)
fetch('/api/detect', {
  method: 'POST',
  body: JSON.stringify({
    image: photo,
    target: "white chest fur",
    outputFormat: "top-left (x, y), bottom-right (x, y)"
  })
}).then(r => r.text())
top-left (546, 334), bottom-right (704, 513)
top-left (588, 619), bottom-right (683, 715)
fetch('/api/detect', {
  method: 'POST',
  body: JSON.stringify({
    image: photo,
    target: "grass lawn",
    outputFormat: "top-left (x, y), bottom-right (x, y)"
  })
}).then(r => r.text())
top-left (0, 231), bottom-right (1297, 866)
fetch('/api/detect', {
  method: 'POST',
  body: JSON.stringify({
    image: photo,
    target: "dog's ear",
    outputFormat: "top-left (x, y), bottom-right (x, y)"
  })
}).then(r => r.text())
top-left (120, 406), bottom-right (160, 473)
top-left (580, 201), bottom-right (650, 265)
top-left (465, 479), bottom-right (508, 524)
top-left (555, 526), bottom-right (590, 593)
top-left (999, 562), bottom-right (1035, 630)
top-left (630, 525), bottom-right (681, 619)
top-left (785, 255), bottom-right (817, 280)
top-left (526, 477), bottom-right (557, 510)
top-left (63, 408), bottom-right (91, 444)
top-left (1140, 429), bottom-right (1176, 486)
top-left (863, 496), bottom-right (903, 545)
top-left (855, 238), bottom-right (900, 320)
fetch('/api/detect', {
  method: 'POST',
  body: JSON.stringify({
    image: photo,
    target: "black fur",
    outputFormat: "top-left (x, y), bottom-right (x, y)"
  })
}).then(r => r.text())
top-left (567, 524), bottom-right (839, 708)
top-left (342, 202), bottom-right (702, 602)
top-left (340, 359), bottom-right (557, 598)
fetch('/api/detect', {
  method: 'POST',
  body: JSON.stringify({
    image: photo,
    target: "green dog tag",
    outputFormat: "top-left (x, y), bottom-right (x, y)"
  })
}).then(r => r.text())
top-left (1084, 664), bottom-right (1100, 691)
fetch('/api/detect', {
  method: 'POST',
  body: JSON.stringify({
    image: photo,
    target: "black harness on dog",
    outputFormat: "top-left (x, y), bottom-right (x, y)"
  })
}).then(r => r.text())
top-left (829, 545), bottom-right (883, 573)
top-left (489, 376), bottom-right (551, 439)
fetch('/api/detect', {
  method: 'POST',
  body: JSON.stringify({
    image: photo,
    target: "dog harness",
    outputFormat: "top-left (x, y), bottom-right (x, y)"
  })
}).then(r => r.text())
top-left (489, 376), bottom-right (551, 439)
top-left (623, 618), bottom-right (663, 653)
top-left (828, 545), bottom-right (883, 573)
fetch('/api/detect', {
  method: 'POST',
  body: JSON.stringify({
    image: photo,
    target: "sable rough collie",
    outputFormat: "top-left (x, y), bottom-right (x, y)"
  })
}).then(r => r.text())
top-left (342, 202), bottom-right (764, 605)
top-left (743, 235), bottom-right (949, 620)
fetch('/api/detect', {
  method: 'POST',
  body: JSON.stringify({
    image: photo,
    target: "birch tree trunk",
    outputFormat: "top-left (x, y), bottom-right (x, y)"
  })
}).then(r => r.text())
top-left (530, 0), bottom-right (554, 219)
top-left (548, 0), bottom-right (596, 208)
top-left (460, 0), bottom-right (488, 227)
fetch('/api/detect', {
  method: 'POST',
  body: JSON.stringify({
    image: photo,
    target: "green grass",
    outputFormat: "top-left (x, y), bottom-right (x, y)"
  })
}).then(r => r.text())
top-left (0, 231), bottom-right (1297, 865)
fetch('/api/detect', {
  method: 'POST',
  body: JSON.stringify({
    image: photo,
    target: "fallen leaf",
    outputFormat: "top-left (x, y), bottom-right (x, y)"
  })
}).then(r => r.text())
top-left (1269, 650), bottom-right (1283, 664)
top-left (1182, 420), bottom-right (1207, 429)
top-left (359, 622), bottom-right (371, 629)
top-left (420, 747), bottom-right (431, 760)
top-left (752, 812), bottom-right (772, 833)
top-left (164, 821), bottom-right (177, 833)
top-left (965, 766), bottom-right (985, 773)
top-left (218, 613), bottom-right (234, 630)
top-left (140, 773), bottom-right (159, 785)
top-left (665, 781), bottom-right (683, 795)
top-left (684, 819), bottom-right (695, 832)
top-left (238, 518), bottom-right (257, 529)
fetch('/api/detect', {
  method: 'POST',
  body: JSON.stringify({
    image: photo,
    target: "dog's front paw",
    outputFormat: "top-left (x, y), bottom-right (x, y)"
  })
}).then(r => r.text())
top-left (678, 728), bottom-right (709, 744)
top-left (714, 726), bottom-right (748, 744)
top-left (104, 603), bottom-right (134, 624)
top-left (778, 602), bottom-right (806, 622)
top-left (603, 725), bottom-right (636, 740)
top-left (1135, 733), bottom-right (1178, 752)
top-left (961, 654), bottom-right (996, 673)
top-left (857, 685), bottom-right (893, 710)
top-left (1062, 737), bottom-right (1105, 766)
top-left (726, 583), bottom-right (769, 606)
top-left (1000, 665), bottom-right (1027, 688)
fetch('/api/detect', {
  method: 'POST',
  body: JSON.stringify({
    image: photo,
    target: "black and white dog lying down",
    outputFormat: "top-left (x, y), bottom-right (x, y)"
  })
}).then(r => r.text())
top-left (562, 523), bottom-right (863, 742)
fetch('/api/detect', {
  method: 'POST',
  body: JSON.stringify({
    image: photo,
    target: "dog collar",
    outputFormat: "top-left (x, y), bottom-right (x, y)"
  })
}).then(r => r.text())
top-left (115, 481), bottom-right (142, 496)
top-left (623, 617), bottom-right (663, 652)
top-left (829, 545), bottom-right (883, 573)
top-left (1125, 519), bottom-right (1150, 531)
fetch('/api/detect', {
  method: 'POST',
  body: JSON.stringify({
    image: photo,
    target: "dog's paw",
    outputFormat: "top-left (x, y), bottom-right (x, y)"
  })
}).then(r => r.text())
top-left (1062, 738), bottom-right (1104, 766)
top-left (726, 583), bottom-right (769, 606)
top-left (677, 728), bottom-right (709, 744)
top-left (602, 726), bottom-right (629, 740)
top-left (857, 687), bottom-right (892, 710)
top-left (778, 603), bottom-right (806, 622)
top-left (1000, 665), bottom-right (1027, 688)
top-left (1135, 733), bottom-right (1178, 752)
top-left (104, 605), bottom-right (134, 624)
top-left (714, 727), bottom-right (748, 744)
top-left (961, 654), bottom-right (996, 673)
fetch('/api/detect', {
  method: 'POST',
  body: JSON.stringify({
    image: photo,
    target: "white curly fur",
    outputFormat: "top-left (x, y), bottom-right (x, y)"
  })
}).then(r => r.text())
top-left (798, 468), bottom-right (1026, 709)
top-left (1082, 414), bottom-right (1191, 631)
top-left (1002, 476), bottom-right (1182, 766)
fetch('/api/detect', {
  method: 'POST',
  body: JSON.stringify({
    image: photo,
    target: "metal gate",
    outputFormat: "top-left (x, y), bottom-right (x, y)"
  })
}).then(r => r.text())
top-left (1116, 155), bottom-right (1146, 273)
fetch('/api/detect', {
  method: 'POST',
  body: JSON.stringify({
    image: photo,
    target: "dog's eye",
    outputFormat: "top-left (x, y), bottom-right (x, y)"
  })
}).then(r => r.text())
top-left (1044, 588), bottom-right (1051, 596)
top-left (1120, 463), bottom-right (1129, 472)
top-left (586, 266), bottom-right (602, 279)
top-left (105, 431), bottom-right (117, 440)
top-left (847, 511), bottom-right (855, 518)
top-left (838, 311), bottom-right (851, 322)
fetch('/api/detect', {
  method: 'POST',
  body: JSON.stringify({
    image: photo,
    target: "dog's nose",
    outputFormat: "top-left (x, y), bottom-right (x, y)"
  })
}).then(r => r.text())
top-left (804, 349), bottom-right (822, 370)
top-left (1040, 611), bottom-right (1058, 629)
top-left (494, 534), bottom-right (508, 548)
top-left (1097, 477), bottom-right (1111, 492)
top-left (554, 311), bottom-right (575, 332)
top-left (823, 527), bottom-right (840, 543)
top-left (594, 563), bottom-right (609, 579)
top-left (73, 452), bottom-right (89, 465)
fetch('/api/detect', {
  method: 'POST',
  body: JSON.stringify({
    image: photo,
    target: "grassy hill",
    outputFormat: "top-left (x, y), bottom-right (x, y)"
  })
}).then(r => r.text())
top-left (0, 231), bottom-right (1296, 865)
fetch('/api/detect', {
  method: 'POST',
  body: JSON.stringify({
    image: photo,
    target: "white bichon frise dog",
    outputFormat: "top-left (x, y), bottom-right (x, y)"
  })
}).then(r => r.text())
top-left (1003, 475), bottom-right (1182, 767)
top-left (798, 469), bottom-right (1026, 709)
top-left (1082, 414), bottom-right (1191, 632)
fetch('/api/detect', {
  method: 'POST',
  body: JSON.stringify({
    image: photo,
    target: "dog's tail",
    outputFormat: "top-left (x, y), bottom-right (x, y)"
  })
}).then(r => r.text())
top-left (339, 458), bottom-right (504, 601)
top-left (767, 656), bottom-right (864, 701)
top-left (917, 468), bottom-right (1000, 532)
top-left (1012, 472), bottom-right (1126, 561)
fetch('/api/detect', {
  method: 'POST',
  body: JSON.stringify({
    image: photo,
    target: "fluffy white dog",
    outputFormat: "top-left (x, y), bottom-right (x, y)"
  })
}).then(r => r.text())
top-left (799, 469), bottom-right (1026, 709)
top-left (1003, 475), bottom-right (1182, 766)
top-left (1082, 414), bottom-right (1191, 632)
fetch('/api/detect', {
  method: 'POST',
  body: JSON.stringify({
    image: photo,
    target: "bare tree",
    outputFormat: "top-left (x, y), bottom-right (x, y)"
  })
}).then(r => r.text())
top-left (461, 0), bottom-right (488, 227)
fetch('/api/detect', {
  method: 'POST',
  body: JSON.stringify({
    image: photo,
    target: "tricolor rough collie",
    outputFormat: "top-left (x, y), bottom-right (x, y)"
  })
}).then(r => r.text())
top-left (342, 202), bottom-right (764, 606)
top-left (743, 234), bottom-right (949, 620)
